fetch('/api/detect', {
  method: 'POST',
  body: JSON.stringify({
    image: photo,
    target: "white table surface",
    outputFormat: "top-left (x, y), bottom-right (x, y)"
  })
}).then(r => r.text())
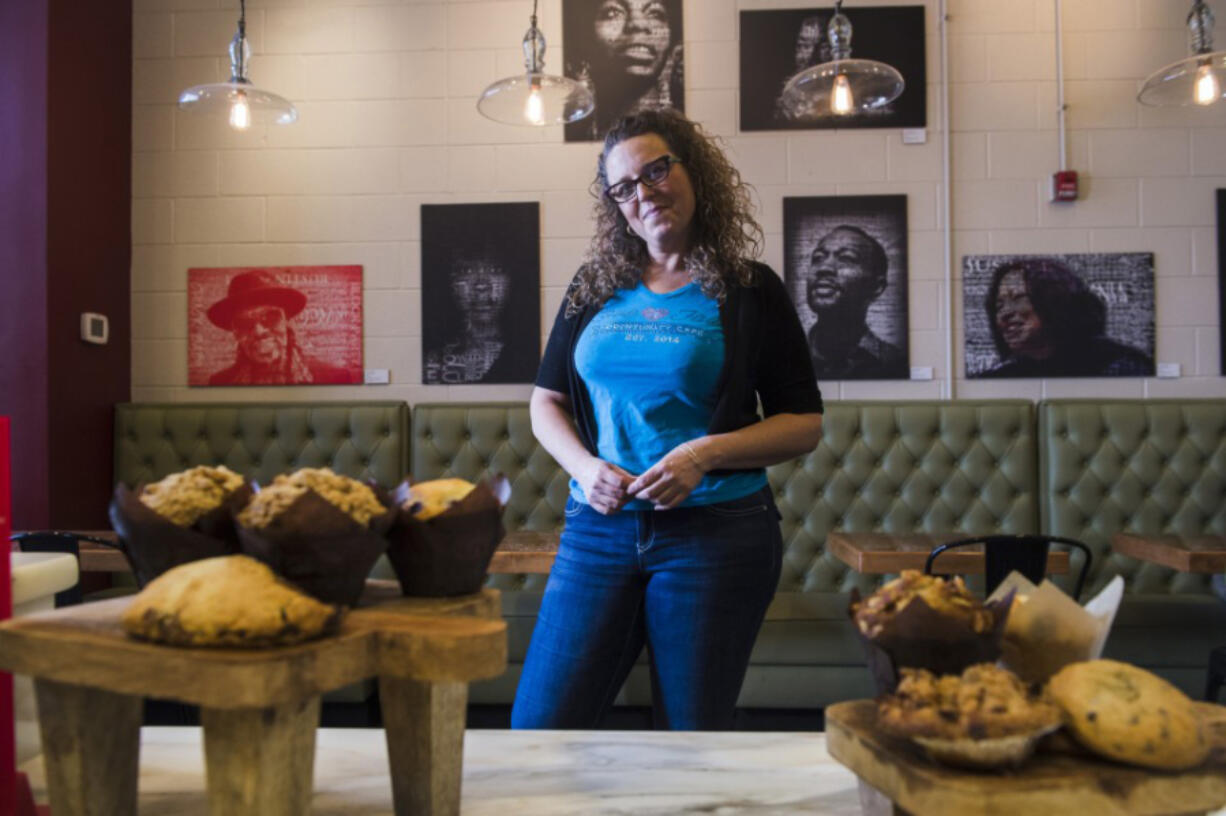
top-left (21, 727), bottom-right (862, 815)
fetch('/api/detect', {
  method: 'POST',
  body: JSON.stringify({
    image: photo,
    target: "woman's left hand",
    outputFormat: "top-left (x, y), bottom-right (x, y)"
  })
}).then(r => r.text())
top-left (627, 442), bottom-right (707, 510)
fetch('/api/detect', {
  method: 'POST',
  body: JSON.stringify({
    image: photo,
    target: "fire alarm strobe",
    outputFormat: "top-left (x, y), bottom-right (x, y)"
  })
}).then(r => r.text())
top-left (80, 312), bottom-right (109, 345)
top-left (1051, 170), bottom-right (1079, 202)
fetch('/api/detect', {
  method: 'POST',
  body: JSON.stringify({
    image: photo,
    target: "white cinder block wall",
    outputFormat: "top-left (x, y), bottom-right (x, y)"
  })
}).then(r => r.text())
top-left (131, 0), bottom-right (1226, 404)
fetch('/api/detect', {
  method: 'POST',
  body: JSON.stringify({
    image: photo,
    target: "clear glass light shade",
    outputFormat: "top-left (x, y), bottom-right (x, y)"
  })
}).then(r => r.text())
top-left (477, 72), bottom-right (595, 126)
top-left (178, 82), bottom-right (298, 128)
top-left (779, 58), bottom-right (905, 120)
top-left (1137, 51), bottom-right (1226, 106)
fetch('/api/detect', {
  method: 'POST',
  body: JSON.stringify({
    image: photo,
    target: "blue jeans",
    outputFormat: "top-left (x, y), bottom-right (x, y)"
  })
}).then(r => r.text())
top-left (510, 486), bottom-right (782, 730)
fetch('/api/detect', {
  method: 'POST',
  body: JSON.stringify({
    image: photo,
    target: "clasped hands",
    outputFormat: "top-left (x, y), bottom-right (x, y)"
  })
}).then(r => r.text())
top-left (577, 442), bottom-right (708, 514)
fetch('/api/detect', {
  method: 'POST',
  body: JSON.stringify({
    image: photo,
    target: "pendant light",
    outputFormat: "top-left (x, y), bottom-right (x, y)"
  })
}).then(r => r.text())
top-left (1138, 0), bottom-right (1226, 107)
top-left (177, 0), bottom-right (297, 130)
top-left (476, 0), bottom-right (594, 127)
top-left (778, 0), bottom-right (905, 120)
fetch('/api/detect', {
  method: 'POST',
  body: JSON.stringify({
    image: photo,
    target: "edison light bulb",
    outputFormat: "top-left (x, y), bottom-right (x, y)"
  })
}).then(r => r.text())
top-left (1195, 62), bottom-right (1220, 106)
top-left (831, 73), bottom-right (854, 115)
top-left (229, 89), bottom-right (252, 130)
top-left (524, 84), bottom-right (545, 125)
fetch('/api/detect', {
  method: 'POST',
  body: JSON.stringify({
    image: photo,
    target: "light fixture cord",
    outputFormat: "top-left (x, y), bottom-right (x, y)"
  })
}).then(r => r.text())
top-left (1189, 0), bottom-right (1214, 54)
top-left (238, 0), bottom-right (246, 40)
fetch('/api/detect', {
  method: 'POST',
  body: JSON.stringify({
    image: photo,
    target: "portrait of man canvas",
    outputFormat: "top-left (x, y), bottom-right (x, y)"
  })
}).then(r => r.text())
top-left (784, 195), bottom-right (909, 380)
top-left (188, 266), bottom-right (363, 387)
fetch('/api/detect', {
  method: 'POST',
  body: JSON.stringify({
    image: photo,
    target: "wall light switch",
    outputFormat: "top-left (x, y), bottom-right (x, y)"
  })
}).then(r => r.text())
top-left (80, 312), bottom-right (108, 345)
top-left (1155, 363), bottom-right (1181, 379)
top-left (902, 128), bottom-right (927, 144)
top-left (364, 369), bottom-right (390, 385)
top-left (910, 366), bottom-right (934, 380)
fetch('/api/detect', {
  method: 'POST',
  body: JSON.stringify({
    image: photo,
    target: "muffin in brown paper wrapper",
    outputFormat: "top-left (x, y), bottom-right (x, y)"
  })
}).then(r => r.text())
top-left (848, 586), bottom-right (1015, 695)
top-left (107, 482), bottom-right (254, 588)
top-left (237, 488), bottom-right (394, 607)
top-left (386, 476), bottom-right (510, 597)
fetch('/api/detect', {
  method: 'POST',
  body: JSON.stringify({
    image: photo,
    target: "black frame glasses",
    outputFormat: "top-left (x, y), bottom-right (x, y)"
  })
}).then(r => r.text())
top-left (604, 155), bottom-right (682, 203)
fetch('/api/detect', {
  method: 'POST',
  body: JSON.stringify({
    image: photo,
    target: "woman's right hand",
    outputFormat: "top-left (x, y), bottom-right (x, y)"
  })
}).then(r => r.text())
top-left (575, 457), bottom-right (636, 515)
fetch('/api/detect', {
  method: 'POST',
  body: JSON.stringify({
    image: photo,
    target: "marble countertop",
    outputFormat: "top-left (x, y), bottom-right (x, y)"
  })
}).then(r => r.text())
top-left (22, 727), bottom-right (862, 815)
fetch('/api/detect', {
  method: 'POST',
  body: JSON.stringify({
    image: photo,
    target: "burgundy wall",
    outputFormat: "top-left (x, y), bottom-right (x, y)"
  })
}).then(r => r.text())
top-left (0, 1), bottom-right (131, 529)
top-left (0, 0), bottom-right (51, 529)
top-left (46, 1), bottom-right (132, 527)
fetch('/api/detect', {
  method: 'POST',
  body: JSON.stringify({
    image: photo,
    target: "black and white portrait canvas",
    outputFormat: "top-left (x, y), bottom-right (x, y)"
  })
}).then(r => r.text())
top-left (1218, 189), bottom-right (1225, 375)
top-left (563, 0), bottom-right (685, 142)
top-left (740, 6), bottom-right (926, 131)
top-left (421, 203), bottom-right (540, 385)
top-left (963, 254), bottom-right (1155, 379)
top-left (784, 195), bottom-right (909, 380)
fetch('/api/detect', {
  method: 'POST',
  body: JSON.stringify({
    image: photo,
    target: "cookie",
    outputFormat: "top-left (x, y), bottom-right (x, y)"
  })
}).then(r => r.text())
top-left (122, 555), bottom-right (342, 648)
top-left (1048, 659), bottom-right (1210, 770)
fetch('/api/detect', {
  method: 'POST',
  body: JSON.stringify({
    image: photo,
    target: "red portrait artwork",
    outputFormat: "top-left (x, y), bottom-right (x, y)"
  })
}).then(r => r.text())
top-left (188, 266), bottom-right (363, 387)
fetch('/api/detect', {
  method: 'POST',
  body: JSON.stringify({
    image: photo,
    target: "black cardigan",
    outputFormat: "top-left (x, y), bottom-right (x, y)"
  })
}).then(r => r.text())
top-left (535, 262), bottom-right (823, 474)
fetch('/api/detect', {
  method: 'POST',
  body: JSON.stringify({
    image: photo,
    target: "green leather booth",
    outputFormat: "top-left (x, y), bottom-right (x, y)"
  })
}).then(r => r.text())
top-left (109, 397), bottom-right (1224, 708)
top-left (411, 400), bottom-right (1040, 708)
top-left (114, 402), bottom-right (410, 489)
top-left (1040, 400), bottom-right (1226, 694)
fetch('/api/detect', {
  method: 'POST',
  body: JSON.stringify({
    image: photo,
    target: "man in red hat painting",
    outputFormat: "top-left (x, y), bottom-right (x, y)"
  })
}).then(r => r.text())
top-left (205, 270), bottom-right (353, 386)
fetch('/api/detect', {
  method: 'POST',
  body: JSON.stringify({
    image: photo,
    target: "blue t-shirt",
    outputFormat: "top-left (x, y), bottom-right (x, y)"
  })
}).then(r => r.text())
top-left (572, 281), bottom-right (767, 510)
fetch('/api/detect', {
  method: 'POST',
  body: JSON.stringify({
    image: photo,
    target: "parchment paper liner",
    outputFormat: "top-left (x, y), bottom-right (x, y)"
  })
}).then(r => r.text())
top-left (988, 571), bottom-right (1125, 684)
top-left (107, 482), bottom-right (254, 588)
top-left (849, 587), bottom-right (1015, 695)
top-left (913, 723), bottom-right (1062, 770)
top-left (237, 487), bottom-right (393, 607)
top-left (385, 476), bottom-right (510, 597)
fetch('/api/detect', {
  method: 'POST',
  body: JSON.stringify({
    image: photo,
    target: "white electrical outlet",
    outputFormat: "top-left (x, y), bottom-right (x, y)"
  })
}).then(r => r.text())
top-left (901, 128), bottom-right (927, 144)
top-left (364, 369), bottom-right (390, 384)
top-left (1155, 363), bottom-right (1181, 379)
top-left (910, 366), bottom-right (934, 380)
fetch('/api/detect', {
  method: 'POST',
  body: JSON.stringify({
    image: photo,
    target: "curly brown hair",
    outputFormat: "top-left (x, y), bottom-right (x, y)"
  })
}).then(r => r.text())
top-left (566, 109), bottom-right (764, 315)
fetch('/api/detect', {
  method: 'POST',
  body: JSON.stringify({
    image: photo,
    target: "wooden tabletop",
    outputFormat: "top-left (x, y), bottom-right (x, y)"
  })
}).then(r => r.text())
top-left (20, 529), bottom-right (560, 575)
top-left (825, 699), bottom-right (1226, 816)
top-left (1111, 533), bottom-right (1226, 573)
top-left (826, 531), bottom-right (1070, 575)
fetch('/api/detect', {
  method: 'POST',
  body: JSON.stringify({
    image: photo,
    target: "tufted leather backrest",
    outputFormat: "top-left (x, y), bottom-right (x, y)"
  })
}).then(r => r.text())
top-left (769, 401), bottom-right (1038, 595)
top-left (411, 400), bottom-right (1038, 595)
top-left (114, 402), bottom-right (410, 489)
top-left (1039, 400), bottom-right (1226, 596)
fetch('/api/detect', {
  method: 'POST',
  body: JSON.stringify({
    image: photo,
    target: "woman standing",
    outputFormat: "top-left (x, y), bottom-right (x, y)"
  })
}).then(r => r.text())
top-left (512, 109), bottom-right (823, 730)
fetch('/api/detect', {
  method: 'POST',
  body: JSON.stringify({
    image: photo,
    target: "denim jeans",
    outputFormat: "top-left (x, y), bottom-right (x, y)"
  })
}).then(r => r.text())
top-left (510, 486), bottom-right (782, 730)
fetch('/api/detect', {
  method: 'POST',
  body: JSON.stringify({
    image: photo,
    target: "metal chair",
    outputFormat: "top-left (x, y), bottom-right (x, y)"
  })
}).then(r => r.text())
top-left (10, 531), bottom-right (114, 607)
top-left (923, 534), bottom-right (1094, 601)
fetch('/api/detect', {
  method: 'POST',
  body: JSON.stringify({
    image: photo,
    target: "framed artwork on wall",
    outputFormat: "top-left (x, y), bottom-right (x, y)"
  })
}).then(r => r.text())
top-left (740, 6), bottom-right (926, 132)
top-left (188, 266), bottom-right (363, 387)
top-left (783, 194), bottom-right (909, 380)
top-left (563, 0), bottom-right (685, 142)
top-left (1218, 189), bottom-right (1225, 375)
top-left (421, 203), bottom-right (541, 385)
top-left (963, 253), bottom-right (1155, 379)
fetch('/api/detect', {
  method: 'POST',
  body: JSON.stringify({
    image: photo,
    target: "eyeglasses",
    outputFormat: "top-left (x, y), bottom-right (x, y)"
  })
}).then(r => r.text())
top-left (604, 154), bottom-right (682, 203)
top-left (233, 305), bottom-right (286, 333)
